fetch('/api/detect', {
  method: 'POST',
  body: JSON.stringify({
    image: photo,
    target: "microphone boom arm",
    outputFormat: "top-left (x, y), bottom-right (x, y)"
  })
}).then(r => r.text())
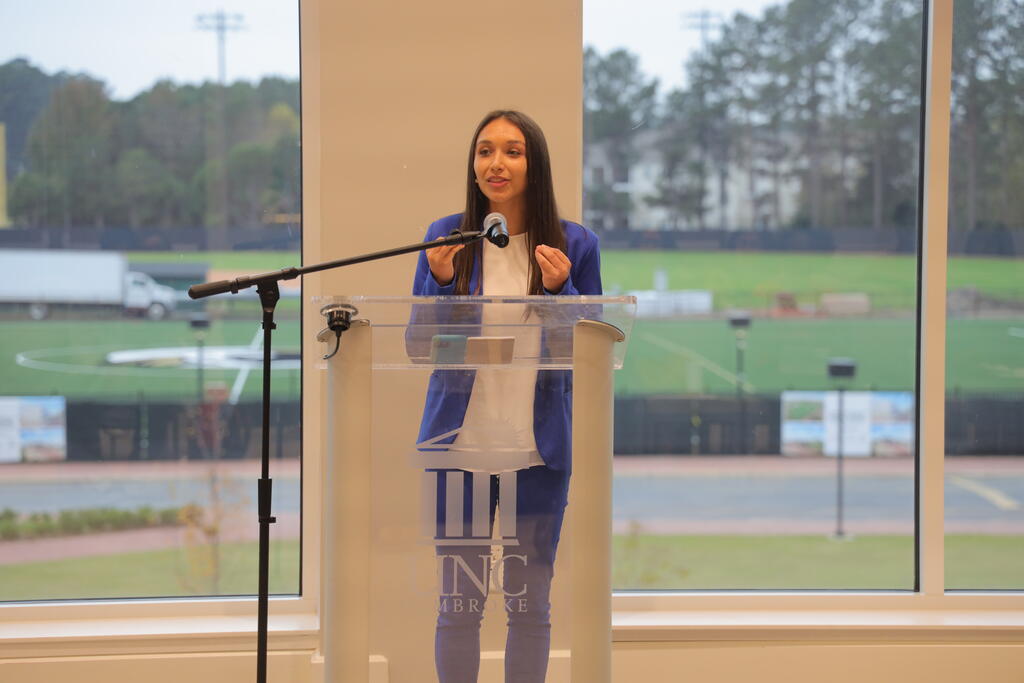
top-left (187, 229), bottom-right (488, 299)
top-left (184, 223), bottom-right (494, 683)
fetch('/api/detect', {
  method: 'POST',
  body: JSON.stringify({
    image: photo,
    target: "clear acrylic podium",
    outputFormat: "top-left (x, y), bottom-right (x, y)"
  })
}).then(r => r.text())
top-left (315, 295), bottom-right (634, 683)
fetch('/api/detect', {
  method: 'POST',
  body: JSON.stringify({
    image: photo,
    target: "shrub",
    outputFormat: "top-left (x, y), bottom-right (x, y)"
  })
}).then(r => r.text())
top-left (0, 505), bottom-right (188, 540)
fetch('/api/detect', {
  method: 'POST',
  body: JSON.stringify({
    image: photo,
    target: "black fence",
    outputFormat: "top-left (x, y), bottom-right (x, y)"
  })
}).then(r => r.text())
top-left (65, 401), bottom-right (300, 461)
top-left (597, 226), bottom-right (1024, 257)
top-left (0, 226), bottom-right (300, 252)
top-left (614, 395), bottom-right (782, 455)
top-left (2, 225), bottom-right (1022, 256)
top-left (613, 394), bottom-right (1024, 455)
top-left (54, 394), bottom-right (1023, 462)
top-left (945, 395), bottom-right (1024, 455)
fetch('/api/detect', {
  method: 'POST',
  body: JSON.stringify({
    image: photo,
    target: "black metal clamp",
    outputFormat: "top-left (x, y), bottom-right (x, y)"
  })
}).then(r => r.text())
top-left (318, 303), bottom-right (358, 360)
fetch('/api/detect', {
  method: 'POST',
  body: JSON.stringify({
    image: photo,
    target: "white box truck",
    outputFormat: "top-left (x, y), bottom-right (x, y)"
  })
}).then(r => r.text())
top-left (0, 249), bottom-right (177, 320)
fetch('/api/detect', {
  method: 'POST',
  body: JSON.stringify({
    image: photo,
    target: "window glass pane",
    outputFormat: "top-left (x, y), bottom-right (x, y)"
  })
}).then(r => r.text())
top-left (0, 1), bottom-right (301, 601)
top-left (944, 0), bottom-right (1024, 590)
top-left (585, 0), bottom-right (923, 589)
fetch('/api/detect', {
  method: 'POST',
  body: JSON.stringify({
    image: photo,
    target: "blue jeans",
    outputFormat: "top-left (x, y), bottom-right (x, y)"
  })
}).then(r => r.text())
top-left (434, 465), bottom-right (570, 683)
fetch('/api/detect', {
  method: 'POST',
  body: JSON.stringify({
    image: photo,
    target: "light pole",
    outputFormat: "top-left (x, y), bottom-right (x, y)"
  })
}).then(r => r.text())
top-left (729, 311), bottom-right (751, 454)
top-left (828, 357), bottom-right (856, 539)
top-left (190, 314), bottom-right (211, 404)
top-left (196, 10), bottom-right (244, 86)
top-left (196, 10), bottom-right (245, 250)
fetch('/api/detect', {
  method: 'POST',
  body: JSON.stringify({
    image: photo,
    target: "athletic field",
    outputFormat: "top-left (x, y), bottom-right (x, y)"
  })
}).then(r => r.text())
top-left (0, 249), bottom-right (1019, 401)
top-left (2, 315), bottom-right (1020, 400)
top-left (131, 248), bottom-right (1024, 311)
top-left (601, 249), bottom-right (1024, 310)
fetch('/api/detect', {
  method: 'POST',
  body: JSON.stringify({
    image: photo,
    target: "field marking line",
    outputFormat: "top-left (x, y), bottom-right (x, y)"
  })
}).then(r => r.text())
top-left (1009, 327), bottom-right (1024, 339)
top-left (228, 327), bottom-right (264, 405)
top-left (15, 345), bottom-right (187, 377)
top-left (949, 475), bottom-right (1020, 511)
top-left (637, 333), bottom-right (756, 392)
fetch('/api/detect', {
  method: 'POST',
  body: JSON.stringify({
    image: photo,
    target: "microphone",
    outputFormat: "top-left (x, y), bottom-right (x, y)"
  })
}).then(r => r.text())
top-left (483, 212), bottom-right (509, 248)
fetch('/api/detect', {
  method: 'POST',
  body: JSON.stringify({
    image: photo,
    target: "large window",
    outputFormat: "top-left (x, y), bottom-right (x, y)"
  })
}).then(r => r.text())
top-left (944, 0), bottom-right (1024, 590)
top-left (586, 0), bottom-right (927, 589)
top-left (589, 0), bottom-right (1024, 596)
top-left (0, 1), bottom-right (301, 601)
top-left (0, 0), bottom-right (1015, 634)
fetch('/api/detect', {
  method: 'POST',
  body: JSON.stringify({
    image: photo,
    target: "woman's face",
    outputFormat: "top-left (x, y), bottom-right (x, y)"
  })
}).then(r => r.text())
top-left (473, 117), bottom-right (528, 209)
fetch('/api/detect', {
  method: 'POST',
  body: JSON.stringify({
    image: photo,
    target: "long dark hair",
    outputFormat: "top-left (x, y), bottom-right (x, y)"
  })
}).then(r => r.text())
top-left (452, 110), bottom-right (566, 295)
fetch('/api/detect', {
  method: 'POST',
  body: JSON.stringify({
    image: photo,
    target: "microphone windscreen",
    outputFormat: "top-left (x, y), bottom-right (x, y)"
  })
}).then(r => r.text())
top-left (483, 212), bottom-right (509, 248)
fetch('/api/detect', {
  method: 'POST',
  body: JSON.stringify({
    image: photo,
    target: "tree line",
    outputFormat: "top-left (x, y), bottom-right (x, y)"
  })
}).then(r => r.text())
top-left (0, 58), bottom-right (299, 246)
top-left (584, 0), bottom-right (1024, 232)
top-left (2, 0), bottom-right (1022, 238)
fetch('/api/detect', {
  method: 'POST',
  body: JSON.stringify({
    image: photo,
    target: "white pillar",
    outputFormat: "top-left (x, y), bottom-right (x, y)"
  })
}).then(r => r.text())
top-left (919, 0), bottom-right (953, 599)
top-left (570, 319), bottom-right (624, 683)
top-left (322, 320), bottom-right (372, 682)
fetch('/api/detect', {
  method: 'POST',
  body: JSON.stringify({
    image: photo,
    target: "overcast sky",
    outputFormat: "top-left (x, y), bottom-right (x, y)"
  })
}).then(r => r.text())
top-left (1, 0), bottom-right (301, 99)
top-left (1, 0), bottom-right (776, 100)
top-left (584, 0), bottom-right (778, 93)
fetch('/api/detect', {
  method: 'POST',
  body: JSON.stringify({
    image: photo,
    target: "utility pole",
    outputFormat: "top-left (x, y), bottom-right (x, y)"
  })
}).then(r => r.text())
top-left (683, 9), bottom-right (722, 55)
top-left (197, 10), bottom-right (245, 85)
top-left (196, 10), bottom-right (245, 249)
top-left (0, 123), bottom-right (10, 228)
top-left (682, 10), bottom-right (723, 230)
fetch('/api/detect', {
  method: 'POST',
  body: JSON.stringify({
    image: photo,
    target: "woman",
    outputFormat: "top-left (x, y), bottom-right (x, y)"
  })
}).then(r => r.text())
top-left (412, 110), bottom-right (602, 682)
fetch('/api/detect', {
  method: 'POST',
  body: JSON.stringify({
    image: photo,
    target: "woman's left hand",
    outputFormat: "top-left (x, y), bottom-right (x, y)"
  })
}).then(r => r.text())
top-left (535, 244), bottom-right (571, 293)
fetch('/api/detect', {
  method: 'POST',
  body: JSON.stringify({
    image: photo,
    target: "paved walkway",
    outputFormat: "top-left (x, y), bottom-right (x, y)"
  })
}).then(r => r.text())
top-left (3, 455), bottom-right (1022, 482)
top-left (614, 455), bottom-right (1024, 477)
top-left (1, 456), bottom-right (1021, 565)
top-left (0, 458), bottom-right (298, 482)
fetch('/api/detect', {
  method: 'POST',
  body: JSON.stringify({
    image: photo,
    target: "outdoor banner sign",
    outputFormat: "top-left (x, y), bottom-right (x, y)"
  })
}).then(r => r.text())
top-left (781, 390), bottom-right (914, 458)
top-left (0, 396), bottom-right (67, 463)
top-left (824, 391), bottom-right (872, 457)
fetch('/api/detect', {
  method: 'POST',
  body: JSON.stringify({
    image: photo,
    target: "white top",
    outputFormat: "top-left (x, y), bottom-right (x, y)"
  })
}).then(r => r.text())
top-left (451, 233), bottom-right (544, 473)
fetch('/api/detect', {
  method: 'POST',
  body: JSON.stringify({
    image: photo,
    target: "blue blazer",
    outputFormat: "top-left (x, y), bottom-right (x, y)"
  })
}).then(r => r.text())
top-left (411, 213), bottom-right (603, 472)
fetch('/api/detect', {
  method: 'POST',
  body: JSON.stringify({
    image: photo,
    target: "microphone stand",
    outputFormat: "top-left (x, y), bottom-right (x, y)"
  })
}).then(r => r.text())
top-left (187, 228), bottom-right (492, 683)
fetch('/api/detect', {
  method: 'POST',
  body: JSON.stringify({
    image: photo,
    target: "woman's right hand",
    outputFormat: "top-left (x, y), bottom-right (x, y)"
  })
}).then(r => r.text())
top-left (425, 238), bottom-right (465, 286)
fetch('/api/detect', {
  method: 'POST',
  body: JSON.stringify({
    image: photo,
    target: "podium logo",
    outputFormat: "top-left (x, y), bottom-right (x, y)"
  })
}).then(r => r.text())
top-left (414, 423), bottom-right (537, 611)
top-left (415, 420), bottom-right (533, 546)
top-left (422, 469), bottom-right (519, 546)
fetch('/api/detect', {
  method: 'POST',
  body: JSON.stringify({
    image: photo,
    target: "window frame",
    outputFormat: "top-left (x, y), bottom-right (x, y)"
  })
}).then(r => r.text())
top-left (607, 0), bottom-right (1024, 631)
top-left (0, 0), bottom-right (322, 656)
top-left (3, 0), bottom-right (1024, 659)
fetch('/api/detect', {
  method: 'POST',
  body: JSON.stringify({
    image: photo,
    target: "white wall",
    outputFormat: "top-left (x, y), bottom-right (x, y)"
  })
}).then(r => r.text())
top-left (3, 0), bottom-right (1023, 680)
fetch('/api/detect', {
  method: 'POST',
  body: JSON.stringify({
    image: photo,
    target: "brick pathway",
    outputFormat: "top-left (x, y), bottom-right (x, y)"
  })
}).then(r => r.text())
top-left (0, 512), bottom-right (299, 566)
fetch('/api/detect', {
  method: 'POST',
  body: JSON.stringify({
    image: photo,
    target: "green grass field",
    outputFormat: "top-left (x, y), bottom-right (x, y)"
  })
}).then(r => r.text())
top-left (130, 250), bottom-right (301, 271)
top-left (0, 249), bottom-right (1017, 401)
top-left (3, 319), bottom-right (301, 401)
top-left (601, 250), bottom-right (1024, 310)
top-left (614, 534), bottom-right (1024, 590)
top-left (0, 540), bottom-right (300, 602)
top-left (1, 316), bottom-right (1017, 400)
top-left (620, 316), bottom-right (1024, 395)
top-left (132, 249), bottom-right (1024, 311)
top-left (0, 535), bottom-right (1019, 600)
